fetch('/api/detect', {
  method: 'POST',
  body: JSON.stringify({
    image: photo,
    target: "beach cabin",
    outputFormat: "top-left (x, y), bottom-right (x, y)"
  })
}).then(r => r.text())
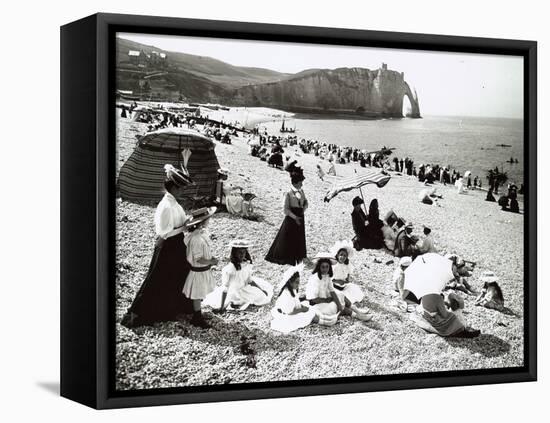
top-left (118, 128), bottom-right (220, 204)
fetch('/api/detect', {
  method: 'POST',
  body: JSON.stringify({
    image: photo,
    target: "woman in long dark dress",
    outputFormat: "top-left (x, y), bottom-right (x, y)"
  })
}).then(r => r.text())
top-left (363, 199), bottom-right (385, 249)
top-left (265, 162), bottom-right (308, 265)
top-left (121, 164), bottom-right (193, 328)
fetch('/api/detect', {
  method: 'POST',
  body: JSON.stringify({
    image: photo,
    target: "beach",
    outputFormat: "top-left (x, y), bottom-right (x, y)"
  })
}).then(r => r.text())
top-left (115, 113), bottom-right (524, 390)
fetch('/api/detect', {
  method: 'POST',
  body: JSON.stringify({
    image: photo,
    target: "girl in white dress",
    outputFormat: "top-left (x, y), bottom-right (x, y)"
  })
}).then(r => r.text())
top-left (204, 240), bottom-right (273, 311)
top-left (271, 263), bottom-right (336, 333)
top-left (182, 207), bottom-right (219, 329)
top-left (306, 252), bottom-right (372, 322)
top-left (329, 240), bottom-right (364, 304)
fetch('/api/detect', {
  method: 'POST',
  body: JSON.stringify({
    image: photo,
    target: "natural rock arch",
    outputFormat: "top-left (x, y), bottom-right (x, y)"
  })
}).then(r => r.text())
top-left (403, 81), bottom-right (421, 118)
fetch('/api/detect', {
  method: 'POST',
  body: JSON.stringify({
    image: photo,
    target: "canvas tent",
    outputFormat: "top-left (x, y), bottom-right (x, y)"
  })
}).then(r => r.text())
top-left (118, 128), bottom-right (220, 203)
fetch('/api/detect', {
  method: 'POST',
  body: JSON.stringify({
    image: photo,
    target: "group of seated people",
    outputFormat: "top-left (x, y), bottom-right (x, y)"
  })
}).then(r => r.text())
top-left (203, 239), bottom-right (373, 334)
top-left (214, 168), bottom-right (256, 219)
top-left (350, 196), bottom-right (436, 258)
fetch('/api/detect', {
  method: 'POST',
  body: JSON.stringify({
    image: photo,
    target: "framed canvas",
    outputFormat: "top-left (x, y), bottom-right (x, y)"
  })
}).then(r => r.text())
top-left (60, 13), bottom-right (537, 409)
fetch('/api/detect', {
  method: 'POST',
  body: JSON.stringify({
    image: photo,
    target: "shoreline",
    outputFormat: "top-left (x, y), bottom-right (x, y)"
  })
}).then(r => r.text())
top-left (115, 113), bottom-right (524, 390)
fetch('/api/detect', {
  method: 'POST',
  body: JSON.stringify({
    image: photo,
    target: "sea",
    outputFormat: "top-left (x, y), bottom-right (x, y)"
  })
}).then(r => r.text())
top-left (261, 115), bottom-right (524, 184)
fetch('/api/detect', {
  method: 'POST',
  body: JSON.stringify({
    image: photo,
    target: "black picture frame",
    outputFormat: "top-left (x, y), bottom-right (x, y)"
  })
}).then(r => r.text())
top-left (60, 12), bottom-right (537, 409)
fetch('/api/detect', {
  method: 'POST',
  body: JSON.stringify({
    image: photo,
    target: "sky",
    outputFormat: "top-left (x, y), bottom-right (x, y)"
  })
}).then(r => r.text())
top-left (119, 33), bottom-right (524, 119)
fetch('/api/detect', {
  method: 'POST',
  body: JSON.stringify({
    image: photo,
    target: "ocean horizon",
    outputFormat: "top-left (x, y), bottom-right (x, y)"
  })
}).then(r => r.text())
top-left (261, 113), bottom-right (524, 184)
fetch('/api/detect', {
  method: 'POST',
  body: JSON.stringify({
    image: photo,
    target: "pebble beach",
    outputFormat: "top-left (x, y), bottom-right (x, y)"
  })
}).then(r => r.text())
top-left (115, 112), bottom-right (524, 391)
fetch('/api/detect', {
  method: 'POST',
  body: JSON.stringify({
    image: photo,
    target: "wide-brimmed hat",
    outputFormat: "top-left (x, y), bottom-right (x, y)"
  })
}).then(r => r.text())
top-left (164, 164), bottom-right (193, 187)
top-left (279, 262), bottom-right (305, 290)
top-left (313, 252), bottom-right (337, 264)
top-left (185, 206), bottom-right (217, 227)
top-left (329, 240), bottom-right (355, 259)
top-left (229, 239), bottom-right (252, 249)
top-left (405, 221), bottom-right (414, 229)
top-left (480, 271), bottom-right (499, 283)
top-left (217, 168), bottom-right (229, 176)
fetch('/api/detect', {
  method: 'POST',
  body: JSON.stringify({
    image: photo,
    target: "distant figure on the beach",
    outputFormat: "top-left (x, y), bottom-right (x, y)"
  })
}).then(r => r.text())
top-left (316, 164), bottom-right (326, 181)
top-left (417, 225), bottom-right (437, 254)
top-left (327, 158), bottom-right (336, 176)
top-left (498, 194), bottom-right (509, 211)
top-left (485, 188), bottom-right (496, 202)
top-left (120, 106), bottom-right (127, 118)
top-left (268, 141), bottom-right (284, 169)
top-left (393, 222), bottom-right (418, 258)
top-left (121, 164), bottom-right (194, 328)
top-left (508, 182), bottom-right (520, 213)
top-left (265, 161), bottom-right (308, 265)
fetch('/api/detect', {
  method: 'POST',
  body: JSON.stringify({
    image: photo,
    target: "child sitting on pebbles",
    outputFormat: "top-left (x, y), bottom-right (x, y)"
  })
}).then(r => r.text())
top-left (330, 240), bottom-right (364, 304)
top-left (204, 239), bottom-right (273, 312)
top-left (306, 252), bottom-right (372, 322)
top-left (271, 263), bottom-right (337, 333)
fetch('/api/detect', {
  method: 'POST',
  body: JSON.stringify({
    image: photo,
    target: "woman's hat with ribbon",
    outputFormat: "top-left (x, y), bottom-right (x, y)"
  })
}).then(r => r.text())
top-left (163, 164), bottom-right (193, 187)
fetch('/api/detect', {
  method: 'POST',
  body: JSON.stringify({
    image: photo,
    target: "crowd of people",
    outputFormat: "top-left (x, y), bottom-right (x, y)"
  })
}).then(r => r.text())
top-left (119, 109), bottom-right (514, 339)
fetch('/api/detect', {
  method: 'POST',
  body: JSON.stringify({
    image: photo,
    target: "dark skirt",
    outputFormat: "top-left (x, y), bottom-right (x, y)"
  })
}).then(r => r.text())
top-left (121, 232), bottom-right (192, 327)
top-left (265, 207), bottom-right (307, 265)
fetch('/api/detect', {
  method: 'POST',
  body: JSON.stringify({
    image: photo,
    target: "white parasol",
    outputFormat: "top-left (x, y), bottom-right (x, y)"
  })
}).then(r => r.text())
top-left (403, 253), bottom-right (454, 299)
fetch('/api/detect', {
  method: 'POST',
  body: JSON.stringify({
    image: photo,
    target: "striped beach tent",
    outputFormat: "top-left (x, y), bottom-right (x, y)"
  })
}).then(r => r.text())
top-left (323, 169), bottom-right (391, 202)
top-left (118, 128), bottom-right (219, 203)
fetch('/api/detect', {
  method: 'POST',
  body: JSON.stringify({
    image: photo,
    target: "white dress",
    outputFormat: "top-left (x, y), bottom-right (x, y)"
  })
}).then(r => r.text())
top-left (223, 183), bottom-right (245, 215)
top-left (332, 263), bottom-right (364, 304)
top-left (182, 229), bottom-right (216, 300)
top-left (305, 274), bottom-right (343, 315)
top-left (271, 288), bottom-right (316, 334)
top-left (203, 262), bottom-right (273, 310)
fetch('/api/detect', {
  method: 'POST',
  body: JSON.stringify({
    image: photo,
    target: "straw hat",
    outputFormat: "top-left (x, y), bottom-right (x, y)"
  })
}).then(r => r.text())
top-left (185, 206), bottom-right (217, 227)
top-left (229, 239), bottom-right (252, 249)
top-left (480, 271), bottom-right (499, 283)
top-left (399, 256), bottom-right (412, 267)
top-left (279, 262), bottom-right (305, 290)
top-left (405, 221), bottom-right (414, 229)
top-left (313, 252), bottom-right (337, 264)
top-left (217, 168), bottom-right (229, 176)
top-left (329, 240), bottom-right (355, 259)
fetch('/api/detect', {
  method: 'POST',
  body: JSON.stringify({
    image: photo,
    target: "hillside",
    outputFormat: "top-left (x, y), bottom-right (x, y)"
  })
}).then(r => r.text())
top-left (116, 37), bottom-right (420, 117)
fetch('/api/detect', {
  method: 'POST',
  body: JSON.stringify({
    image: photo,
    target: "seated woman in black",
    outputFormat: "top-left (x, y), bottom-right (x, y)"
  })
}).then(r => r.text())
top-left (268, 142), bottom-right (284, 169)
top-left (351, 197), bottom-right (385, 250)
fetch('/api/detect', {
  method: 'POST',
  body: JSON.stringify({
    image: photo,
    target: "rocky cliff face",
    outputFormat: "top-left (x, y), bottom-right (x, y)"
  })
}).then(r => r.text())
top-left (228, 66), bottom-right (421, 118)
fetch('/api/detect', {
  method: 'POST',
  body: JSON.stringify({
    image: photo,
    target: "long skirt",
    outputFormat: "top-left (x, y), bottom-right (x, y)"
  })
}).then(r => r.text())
top-left (410, 309), bottom-right (465, 337)
top-left (265, 207), bottom-right (307, 265)
top-left (121, 233), bottom-right (192, 327)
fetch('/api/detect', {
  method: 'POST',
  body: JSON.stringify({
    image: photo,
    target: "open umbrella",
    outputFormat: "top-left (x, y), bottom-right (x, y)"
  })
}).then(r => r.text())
top-left (323, 168), bottom-right (391, 202)
top-left (403, 253), bottom-right (454, 299)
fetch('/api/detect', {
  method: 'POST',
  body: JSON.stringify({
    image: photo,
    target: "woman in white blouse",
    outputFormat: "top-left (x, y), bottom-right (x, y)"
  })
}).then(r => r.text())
top-left (121, 165), bottom-right (193, 328)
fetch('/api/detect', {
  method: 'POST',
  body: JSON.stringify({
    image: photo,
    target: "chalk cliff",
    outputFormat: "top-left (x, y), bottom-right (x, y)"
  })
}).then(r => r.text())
top-left (228, 65), bottom-right (421, 118)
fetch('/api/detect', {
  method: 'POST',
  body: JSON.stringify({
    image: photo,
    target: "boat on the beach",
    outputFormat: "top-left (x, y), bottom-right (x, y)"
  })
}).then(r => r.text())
top-left (496, 144), bottom-right (512, 147)
top-left (280, 119), bottom-right (296, 133)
